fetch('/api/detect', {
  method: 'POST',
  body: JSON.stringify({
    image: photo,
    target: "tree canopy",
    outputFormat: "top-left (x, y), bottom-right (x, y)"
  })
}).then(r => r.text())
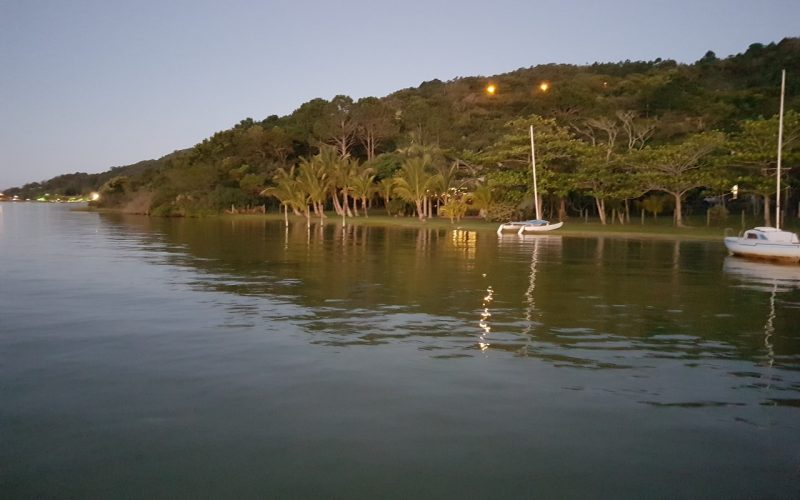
top-left (6, 37), bottom-right (800, 225)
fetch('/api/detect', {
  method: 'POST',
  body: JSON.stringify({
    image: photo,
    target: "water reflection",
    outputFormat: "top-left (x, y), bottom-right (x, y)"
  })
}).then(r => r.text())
top-left (723, 256), bottom-right (800, 372)
top-left (94, 215), bottom-right (800, 382)
top-left (6, 204), bottom-right (800, 499)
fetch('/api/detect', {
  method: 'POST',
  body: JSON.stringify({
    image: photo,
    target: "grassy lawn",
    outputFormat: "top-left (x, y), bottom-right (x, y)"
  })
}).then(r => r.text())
top-left (225, 211), bottom-right (788, 242)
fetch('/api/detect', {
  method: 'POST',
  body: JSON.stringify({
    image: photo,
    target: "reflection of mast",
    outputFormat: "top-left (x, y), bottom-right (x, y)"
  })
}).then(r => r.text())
top-left (478, 285), bottom-right (494, 352)
top-left (518, 238), bottom-right (544, 358)
top-left (523, 237), bottom-right (541, 335)
top-left (764, 283), bottom-right (776, 370)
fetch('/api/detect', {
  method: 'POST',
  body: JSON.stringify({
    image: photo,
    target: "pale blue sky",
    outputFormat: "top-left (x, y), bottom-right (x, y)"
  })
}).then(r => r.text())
top-left (1, 0), bottom-right (798, 189)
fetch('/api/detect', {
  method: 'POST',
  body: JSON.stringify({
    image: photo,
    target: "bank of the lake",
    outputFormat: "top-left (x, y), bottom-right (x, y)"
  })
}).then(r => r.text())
top-left (224, 211), bottom-right (752, 242)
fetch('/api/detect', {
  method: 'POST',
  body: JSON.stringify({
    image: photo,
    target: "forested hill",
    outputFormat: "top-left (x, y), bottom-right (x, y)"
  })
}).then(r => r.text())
top-left (6, 38), bottom-right (800, 224)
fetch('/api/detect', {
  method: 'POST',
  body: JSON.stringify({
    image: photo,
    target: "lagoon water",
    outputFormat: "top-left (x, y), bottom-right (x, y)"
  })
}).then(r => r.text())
top-left (2, 202), bottom-right (800, 498)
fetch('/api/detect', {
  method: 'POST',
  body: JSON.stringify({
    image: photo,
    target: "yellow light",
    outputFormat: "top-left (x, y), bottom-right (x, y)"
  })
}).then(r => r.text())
top-left (90, 192), bottom-right (100, 201)
top-left (539, 82), bottom-right (549, 92)
top-left (485, 84), bottom-right (497, 95)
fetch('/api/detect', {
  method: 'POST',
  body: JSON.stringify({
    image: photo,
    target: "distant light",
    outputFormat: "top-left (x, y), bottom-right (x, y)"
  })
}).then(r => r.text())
top-left (90, 192), bottom-right (100, 201)
top-left (539, 82), bottom-right (549, 92)
top-left (485, 84), bottom-right (497, 95)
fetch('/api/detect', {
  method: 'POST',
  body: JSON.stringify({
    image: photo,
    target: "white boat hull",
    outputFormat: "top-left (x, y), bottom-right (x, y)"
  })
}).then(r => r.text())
top-left (724, 236), bottom-right (800, 263)
top-left (518, 221), bottom-right (564, 234)
top-left (497, 221), bottom-right (563, 235)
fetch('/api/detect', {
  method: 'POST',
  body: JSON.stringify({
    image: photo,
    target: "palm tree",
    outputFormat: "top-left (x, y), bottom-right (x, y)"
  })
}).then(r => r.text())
top-left (296, 156), bottom-right (329, 224)
top-left (394, 155), bottom-right (435, 220)
top-left (318, 146), bottom-right (354, 217)
top-left (431, 160), bottom-right (466, 217)
top-left (378, 177), bottom-right (396, 215)
top-left (350, 167), bottom-right (376, 217)
top-left (260, 166), bottom-right (309, 227)
top-left (469, 183), bottom-right (494, 220)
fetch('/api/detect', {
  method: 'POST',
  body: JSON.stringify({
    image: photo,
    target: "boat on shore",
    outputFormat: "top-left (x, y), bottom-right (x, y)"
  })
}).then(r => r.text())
top-left (723, 69), bottom-right (799, 263)
top-left (498, 125), bottom-right (563, 235)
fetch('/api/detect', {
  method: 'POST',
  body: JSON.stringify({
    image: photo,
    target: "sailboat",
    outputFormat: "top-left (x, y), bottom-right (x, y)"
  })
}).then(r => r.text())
top-left (497, 125), bottom-right (564, 235)
top-left (724, 69), bottom-right (800, 263)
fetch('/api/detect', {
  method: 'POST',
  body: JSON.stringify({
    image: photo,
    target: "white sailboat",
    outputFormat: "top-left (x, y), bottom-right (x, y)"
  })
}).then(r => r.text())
top-left (724, 69), bottom-right (800, 263)
top-left (497, 125), bottom-right (564, 235)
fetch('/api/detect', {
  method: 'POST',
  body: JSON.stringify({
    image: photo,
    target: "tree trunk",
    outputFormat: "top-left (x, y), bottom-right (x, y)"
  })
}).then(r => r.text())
top-left (332, 192), bottom-right (344, 216)
top-left (595, 198), bottom-right (607, 225)
top-left (366, 130), bottom-right (376, 161)
top-left (342, 192), bottom-right (353, 217)
top-left (763, 194), bottom-right (772, 226)
top-left (673, 193), bottom-right (684, 227)
top-left (415, 199), bottom-right (425, 220)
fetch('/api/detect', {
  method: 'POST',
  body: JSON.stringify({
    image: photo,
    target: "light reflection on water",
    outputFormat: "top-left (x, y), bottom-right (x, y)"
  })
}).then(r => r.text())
top-left (2, 204), bottom-right (800, 498)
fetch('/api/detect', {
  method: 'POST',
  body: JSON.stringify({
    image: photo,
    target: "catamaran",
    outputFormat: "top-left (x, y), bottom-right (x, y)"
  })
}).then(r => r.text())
top-left (497, 125), bottom-right (563, 235)
top-left (724, 69), bottom-right (800, 263)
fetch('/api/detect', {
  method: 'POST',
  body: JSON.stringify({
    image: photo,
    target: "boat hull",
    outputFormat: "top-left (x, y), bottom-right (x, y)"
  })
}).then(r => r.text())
top-left (518, 221), bottom-right (564, 234)
top-left (497, 221), bottom-right (563, 235)
top-left (724, 236), bottom-right (800, 263)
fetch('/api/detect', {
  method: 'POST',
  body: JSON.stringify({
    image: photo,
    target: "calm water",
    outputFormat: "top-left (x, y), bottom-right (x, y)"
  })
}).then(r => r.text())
top-left (2, 203), bottom-right (800, 499)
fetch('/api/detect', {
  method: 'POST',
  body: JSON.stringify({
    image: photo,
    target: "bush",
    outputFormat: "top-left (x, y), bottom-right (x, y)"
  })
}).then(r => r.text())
top-left (707, 204), bottom-right (729, 226)
top-left (486, 202), bottom-right (518, 222)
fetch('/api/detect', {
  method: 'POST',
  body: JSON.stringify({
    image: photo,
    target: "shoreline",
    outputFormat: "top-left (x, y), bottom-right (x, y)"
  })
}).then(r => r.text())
top-left (66, 205), bottom-right (775, 243)
top-left (221, 212), bottom-right (732, 242)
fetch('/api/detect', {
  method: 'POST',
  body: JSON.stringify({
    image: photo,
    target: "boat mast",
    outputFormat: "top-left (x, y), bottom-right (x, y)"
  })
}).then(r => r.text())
top-left (530, 125), bottom-right (541, 220)
top-left (776, 69), bottom-right (785, 230)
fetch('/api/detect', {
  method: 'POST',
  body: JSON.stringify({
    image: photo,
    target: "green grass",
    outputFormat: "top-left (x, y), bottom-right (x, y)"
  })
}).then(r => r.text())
top-left (224, 212), bottom-right (782, 242)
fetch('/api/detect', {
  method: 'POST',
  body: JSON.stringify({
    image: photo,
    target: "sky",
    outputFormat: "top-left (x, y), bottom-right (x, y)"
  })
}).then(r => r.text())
top-left (1, 0), bottom-right (799, 190)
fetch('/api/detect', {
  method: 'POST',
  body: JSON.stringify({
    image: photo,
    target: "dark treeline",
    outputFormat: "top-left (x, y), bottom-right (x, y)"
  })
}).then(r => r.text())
top-left (6, 38), bottom-right (800, 226)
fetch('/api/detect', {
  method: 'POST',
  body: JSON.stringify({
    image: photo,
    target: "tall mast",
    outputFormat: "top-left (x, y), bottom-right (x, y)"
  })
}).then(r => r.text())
top-left (530, 125), bottom-right (541, 220)
top-left (776, 69), bottom-right (785, 230)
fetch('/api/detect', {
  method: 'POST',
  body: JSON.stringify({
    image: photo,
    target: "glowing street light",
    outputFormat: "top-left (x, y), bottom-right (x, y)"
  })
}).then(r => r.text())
top-left (539, 82), bottom-right (549, 92)
top-left (485, 83), bottom-right (497, 95)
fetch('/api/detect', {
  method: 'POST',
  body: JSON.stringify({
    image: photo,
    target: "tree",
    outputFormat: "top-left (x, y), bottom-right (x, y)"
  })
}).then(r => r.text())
top-left (727, 111), bottom-right (800, 225)
top-left (634, 131), bottom-right (727, 226)
top-left (296, 156), bottom-right (329, 223)
top-left (350, 167), bottom-right (376, 216)
top-left (314, 95), bottom-right (358, 157)
top-left (353, 97), bottom-right (398, 161)
top-left (394, 155), bottom-right (436, 220)
top-left (481, 115), bottom-right (583, 220)
top-left (377, 178), bottom-right (396, 215)
top-left (469, 183), bottom-right (494, 220)
top-left (261, 166), bottom-right (308, 226)
top-left (572, 111), bottom-right (653, 223)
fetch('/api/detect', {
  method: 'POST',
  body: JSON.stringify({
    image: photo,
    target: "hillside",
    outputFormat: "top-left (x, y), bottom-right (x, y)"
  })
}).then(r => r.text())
top-left (6, 38), bottom-right (800, 224)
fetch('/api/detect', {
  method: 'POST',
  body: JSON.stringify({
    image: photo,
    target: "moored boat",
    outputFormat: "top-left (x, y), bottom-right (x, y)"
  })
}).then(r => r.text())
top-left (724, 227), bottom-right (800, 263)
top-left (498, 220), bottom-right (564, 235)
top-left (496, 125), bottom-right (563, 235)
top-left (723, 70), bottom-right (798, 263)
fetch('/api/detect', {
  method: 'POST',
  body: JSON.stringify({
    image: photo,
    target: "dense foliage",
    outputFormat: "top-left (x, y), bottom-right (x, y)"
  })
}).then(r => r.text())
top-left (7, 38), bottom-right (800, 225)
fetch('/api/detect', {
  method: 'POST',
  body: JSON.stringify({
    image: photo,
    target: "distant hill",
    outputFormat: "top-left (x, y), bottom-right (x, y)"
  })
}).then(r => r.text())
top-left (6, 38), bottom-right (799, 221)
